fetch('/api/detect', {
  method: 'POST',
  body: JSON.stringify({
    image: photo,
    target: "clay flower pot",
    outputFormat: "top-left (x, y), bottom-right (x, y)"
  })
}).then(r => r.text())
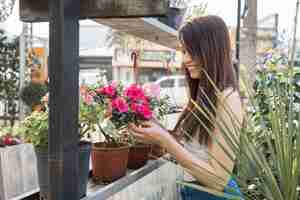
top-left (127, 143), bottom-right (151, 170)
top-left (91, 142), bottom-right (129, 183)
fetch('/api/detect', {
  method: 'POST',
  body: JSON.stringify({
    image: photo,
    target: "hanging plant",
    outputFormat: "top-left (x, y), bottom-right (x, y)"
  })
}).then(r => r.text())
top-left (20, 82), bottom-right (48, 111)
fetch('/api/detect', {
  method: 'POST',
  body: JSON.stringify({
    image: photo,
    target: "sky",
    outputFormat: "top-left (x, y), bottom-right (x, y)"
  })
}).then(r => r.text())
top-left (0, 0), bottom-right (299, 39)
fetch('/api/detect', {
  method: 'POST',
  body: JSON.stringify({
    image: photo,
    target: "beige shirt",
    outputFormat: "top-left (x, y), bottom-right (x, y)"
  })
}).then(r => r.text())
top-left (182, 87), bottom-right (236, 181)
top-left (183, 132), bottom-right (209, 181)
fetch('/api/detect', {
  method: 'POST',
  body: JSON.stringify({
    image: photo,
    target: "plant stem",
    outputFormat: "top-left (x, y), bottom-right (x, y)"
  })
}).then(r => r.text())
top-left (97, 122), bottom-right (117, 144)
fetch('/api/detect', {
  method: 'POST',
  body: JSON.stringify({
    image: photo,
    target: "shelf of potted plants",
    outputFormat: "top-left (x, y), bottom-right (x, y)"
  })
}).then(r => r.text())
top-left (19, 92), bottom-right (93, 199)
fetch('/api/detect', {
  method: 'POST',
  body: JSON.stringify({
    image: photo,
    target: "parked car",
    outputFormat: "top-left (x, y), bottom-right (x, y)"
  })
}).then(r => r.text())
top-left (155, 75), bottom-right (188, 109)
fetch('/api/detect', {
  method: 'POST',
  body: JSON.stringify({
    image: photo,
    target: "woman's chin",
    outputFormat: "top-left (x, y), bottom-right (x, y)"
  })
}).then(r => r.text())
top-left (189, 73), bottom-right (200, 79)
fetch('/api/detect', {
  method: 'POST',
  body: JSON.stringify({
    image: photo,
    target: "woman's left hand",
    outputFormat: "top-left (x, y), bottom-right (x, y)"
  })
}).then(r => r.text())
top-left (128, 121), bottom-right (171, 145)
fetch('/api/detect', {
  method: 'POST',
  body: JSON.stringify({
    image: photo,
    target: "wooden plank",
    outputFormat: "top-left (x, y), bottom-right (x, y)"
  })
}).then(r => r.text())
top-left (20, 0), bottom-right (168, 22)
top-left (94, 18), bottom-right (178, 49)
top-left (48, 0), bottom-right (80, 199)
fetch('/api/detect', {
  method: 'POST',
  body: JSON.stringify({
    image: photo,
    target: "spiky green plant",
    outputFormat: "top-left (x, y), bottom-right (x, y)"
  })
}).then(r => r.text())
top-left (176, 65), bottom-right (300, 200)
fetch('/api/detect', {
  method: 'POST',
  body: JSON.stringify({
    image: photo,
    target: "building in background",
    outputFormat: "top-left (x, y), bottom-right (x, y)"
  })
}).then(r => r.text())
top-left (26, 23), bottom-right (183, 86)
top-left (256, 14), bottom-right (279, 54)
top-left (112, 40), bottom-right (182, 84)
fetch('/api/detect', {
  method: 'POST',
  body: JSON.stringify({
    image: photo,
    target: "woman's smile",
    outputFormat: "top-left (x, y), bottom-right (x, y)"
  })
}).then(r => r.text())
top-left (185, 64), bottom-right (201, 79)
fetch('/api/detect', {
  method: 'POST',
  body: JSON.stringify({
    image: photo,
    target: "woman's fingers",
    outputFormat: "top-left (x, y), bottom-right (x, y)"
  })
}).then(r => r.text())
top-left (128, 123), bottom-right (147, 134)
top-left (140, 121), bottom-right (155, 128)
top-left (130, 131), bottom-right (147, 140)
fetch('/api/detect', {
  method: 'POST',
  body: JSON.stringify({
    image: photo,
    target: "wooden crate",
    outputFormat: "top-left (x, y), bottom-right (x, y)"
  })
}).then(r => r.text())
top-left (0, 144), bottom-right (39, 200)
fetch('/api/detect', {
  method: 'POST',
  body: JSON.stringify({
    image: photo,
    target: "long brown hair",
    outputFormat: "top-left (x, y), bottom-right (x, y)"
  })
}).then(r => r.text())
top-left (174, 15), bottom-right (237, 144)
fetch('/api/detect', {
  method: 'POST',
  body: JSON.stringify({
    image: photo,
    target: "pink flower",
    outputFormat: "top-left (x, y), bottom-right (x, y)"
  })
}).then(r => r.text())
top-left (84, 94), bottom-right (93, 105)
top-left (143, 83), bottom-right (161, 98)
top-left (124, 84), bottom-right (145, 101)
top-left (112, 97), bottom-right (129, 113)
top-left (139, 104), bottom-right (153, 120)
top-left (89, 91), bottom-right (97, 97)
top-left (111, 80), bottom-right (118, 88)
top-left (130, 102), bottom-right (139, 113)
top-left (96, 84), bottom-right (117, 98)
top-left (130, 102), bottom-right (152, 120)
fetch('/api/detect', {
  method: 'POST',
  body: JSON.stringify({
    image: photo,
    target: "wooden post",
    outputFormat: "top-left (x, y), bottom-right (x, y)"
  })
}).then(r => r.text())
top-left (240, 0), bottom-right (257, 86)
top-left (48, 0), bottom-right (80, 199)
top-left (290, 0), bottom-right (299, 67)
top-left (235, 0), bottom-right (242, 81)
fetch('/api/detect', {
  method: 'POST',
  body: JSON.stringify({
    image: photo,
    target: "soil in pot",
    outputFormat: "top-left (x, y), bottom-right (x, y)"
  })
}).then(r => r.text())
top-left (35, 143), bottom-right (92, 199)
top-left (127, 144), bottom-right (151, 170)
top-left (150, 144), bottom-right (166, 159)
top-left (92, 142), bottom-right (129, 183)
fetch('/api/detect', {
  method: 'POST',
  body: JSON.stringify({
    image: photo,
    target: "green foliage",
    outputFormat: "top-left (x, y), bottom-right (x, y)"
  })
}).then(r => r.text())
top-left (0, 29), bottom-right (20, 126)
top-left (79, 95), bottom-right (105, 139)
top-left (20, 83), bottom-right (48, 109)
top-left (19, 104), bottom-right (95, 149)
top-left (19, 111), bottom-right (48, 149)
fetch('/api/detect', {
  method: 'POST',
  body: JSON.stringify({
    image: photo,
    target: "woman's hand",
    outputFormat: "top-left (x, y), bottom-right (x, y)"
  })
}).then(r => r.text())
top-left (128, 121), bottom-right (171, 146)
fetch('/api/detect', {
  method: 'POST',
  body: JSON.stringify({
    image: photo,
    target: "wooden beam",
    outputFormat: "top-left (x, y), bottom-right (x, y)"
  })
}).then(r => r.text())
top-left (94, 18), bottom-right (178, 49)
top-left (48, 0), bottom-right (80, 199)
top-left (20, 0), bottom-right (168, 22)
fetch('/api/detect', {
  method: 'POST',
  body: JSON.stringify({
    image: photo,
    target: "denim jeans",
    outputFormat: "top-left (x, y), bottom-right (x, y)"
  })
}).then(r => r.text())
top-left (180, 179), bottom-right (243, 200)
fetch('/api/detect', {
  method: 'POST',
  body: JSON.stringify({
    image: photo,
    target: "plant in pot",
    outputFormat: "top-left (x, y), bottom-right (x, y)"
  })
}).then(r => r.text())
top-left (20, 100), bottom-right (93, 199)
top-left (20, 82), bottom-right (48, 112)
top-left (124, 83), bottom-right (171, 168)
top-left (81, 83), bottom-right (130, 183)
top-left (88, 81), bottom-right (171, 172)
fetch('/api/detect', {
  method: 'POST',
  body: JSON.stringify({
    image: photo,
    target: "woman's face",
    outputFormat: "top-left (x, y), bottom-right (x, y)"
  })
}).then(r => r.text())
top-left (182, 47), bottom-right (201, 79)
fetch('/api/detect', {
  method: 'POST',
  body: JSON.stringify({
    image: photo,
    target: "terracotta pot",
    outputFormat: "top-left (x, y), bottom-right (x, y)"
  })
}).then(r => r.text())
top-left (127, 144), bottom-right (151, 170)
top-left (92, 142), bottom-right (129, 183)
top-left (150, 144), bottom-right (166, 159)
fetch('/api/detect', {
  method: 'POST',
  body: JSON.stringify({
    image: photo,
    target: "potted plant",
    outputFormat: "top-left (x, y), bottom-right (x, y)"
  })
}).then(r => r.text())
top-left (87, 81), bottom-right (171, 174)
top-left (20, 82), bottom-right (48, 112)
top-left (20, 101), bottom-right (92, 199)
top-left (126, 83), bottom-right (170, 168)
top-left (81, 83), bottom-right (129, 183)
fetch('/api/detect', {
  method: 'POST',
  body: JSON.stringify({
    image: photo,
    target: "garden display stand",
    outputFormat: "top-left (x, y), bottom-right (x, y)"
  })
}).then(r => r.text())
top-left (18, 0), bottom-right (180, 199)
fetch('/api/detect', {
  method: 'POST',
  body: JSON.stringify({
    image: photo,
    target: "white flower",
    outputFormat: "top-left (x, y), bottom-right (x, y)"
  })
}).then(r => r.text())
top-left (248, 184), bottom-right (257, 190)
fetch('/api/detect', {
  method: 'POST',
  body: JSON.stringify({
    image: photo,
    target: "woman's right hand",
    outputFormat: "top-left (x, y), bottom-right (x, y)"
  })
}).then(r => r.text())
top-left (128, 121), bottom-right (172, 146)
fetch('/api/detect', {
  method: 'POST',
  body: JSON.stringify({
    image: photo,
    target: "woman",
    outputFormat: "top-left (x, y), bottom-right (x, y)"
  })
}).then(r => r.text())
top-left (129, 15), bottom-right (244, 199)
